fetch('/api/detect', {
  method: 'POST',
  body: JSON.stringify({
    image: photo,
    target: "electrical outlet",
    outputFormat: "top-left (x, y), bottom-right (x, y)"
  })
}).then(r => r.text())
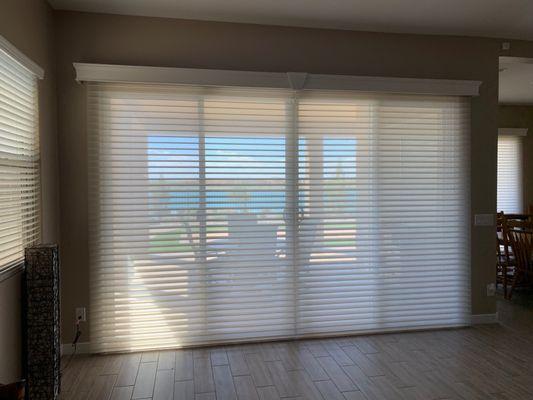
top-left (487, 283), bottom-right (496, 297)
top-left (75, 307), bottom-right (87, 322)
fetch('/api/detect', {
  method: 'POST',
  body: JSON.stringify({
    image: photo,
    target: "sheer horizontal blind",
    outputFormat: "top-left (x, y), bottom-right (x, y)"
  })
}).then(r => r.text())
top-left (297, 94), bottom-right (470, 334)
top-left (497, 135), bottom-right (523, 213)
top-left (0, 46), bottom-right (40, 271)
top-left (88, 82), bottom-right (470, 353)
top-left (88, 85), bottom-right (295, 351)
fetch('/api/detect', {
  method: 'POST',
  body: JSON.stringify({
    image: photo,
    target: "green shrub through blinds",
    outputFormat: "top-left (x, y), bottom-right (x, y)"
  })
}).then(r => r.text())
top-left (88, 83), bottom-right (470, 352)
top-left (0, 46), bottom-right (40, 271)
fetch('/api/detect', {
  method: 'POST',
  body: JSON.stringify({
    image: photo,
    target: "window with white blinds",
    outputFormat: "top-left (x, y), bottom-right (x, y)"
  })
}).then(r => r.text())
top-left (88, 82), bottom-right (470, 352)
top-left (497, 135), bottom-right (523, 213)
top-left (0, 46), bottom-right (40, 272)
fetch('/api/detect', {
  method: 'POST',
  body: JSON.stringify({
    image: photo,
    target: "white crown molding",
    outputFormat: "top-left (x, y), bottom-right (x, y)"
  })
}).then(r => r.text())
top-left (498, 127), bottom-right (528, 136)
top-left (74, 63), bottom-right (288, 89)
top-left (303, 73), bottom-right (481, 96)
top-left (73, 63), bottom-right (481, 96)
top-left (0, 35), bottom-right (44, 79)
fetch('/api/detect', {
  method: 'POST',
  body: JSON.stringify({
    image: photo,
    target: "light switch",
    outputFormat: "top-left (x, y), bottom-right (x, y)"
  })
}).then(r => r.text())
top-left (474, 214), bottom-right (495, 226)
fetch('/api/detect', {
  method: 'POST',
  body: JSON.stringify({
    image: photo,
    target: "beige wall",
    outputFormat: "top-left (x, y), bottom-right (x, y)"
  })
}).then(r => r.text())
top-left (0, 0), bottom-right (59, 383)
top-left (498, 105), bottom-right (533, 209)
top-left (54, 10), bottom-right (518, 344)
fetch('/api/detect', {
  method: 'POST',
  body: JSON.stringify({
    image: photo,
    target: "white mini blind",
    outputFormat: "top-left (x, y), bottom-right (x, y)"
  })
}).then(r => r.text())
top-left (88, 82), bottom-right (470, 353)
top-left (0, 46), bottom-right (40, 272)
top-left (497, 135), bottom-right (523, 213)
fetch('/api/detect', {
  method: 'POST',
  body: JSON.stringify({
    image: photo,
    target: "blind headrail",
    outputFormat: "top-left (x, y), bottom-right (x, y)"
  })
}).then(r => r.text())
top-left (73, 63), bottom-right (481, 97)
top-left (0, 35), bottom-right (44, 79)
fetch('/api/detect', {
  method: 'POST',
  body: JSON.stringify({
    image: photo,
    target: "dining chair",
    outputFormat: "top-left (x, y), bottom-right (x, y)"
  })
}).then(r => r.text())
top-left (496, 212), bottom-right (513, 298)
top-left (505, 218), bottom-right (533, 299)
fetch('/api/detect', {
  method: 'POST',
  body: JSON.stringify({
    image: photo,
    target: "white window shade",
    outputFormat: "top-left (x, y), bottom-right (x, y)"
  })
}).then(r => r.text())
top-left (497, 135), bottom-right (523, 213)
top-left (88, 82), bottom-right (470, 353)
top-left (0, 45), bottom-right (40, 273)
top-left (296, 94), bottom-right (470, 334)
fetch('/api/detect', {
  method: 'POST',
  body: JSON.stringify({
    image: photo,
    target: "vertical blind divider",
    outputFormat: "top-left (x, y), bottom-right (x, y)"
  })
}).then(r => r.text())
top-left (198, 97), bottom-right (208, 337)
top-left (286, 94), bottom-right (299, 335)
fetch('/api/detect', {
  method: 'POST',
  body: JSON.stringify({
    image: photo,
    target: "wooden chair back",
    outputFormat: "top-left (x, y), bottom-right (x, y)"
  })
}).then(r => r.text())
top-left (496, 212), bottom-right (513, 298)
top-left (505, 218), bottom-right (533, 298)
top-left (496, 212), bottom-right (511, 260)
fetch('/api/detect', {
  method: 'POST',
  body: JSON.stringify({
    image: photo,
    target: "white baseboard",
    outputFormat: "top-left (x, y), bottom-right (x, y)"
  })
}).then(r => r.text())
top-left (471, 313), bottom-right (498, 324)
top-left (60, 316), bottom-right (498, 354)
top-left (61, 341), bottom-right (91, 356)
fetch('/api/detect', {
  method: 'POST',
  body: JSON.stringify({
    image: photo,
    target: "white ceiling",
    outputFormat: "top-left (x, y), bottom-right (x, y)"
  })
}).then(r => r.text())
top-left (499, 57), bottom-right (533, 104)
top-left (48, 0), bottom-right (533, 40)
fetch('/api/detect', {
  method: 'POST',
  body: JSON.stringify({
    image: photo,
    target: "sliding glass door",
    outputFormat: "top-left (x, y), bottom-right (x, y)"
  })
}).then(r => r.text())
top-left (88, 83), bottom-right (469, 352)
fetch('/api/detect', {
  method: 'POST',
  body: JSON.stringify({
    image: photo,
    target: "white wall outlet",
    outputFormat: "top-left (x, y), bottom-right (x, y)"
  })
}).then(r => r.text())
top-left (487, 283), bottom-right (496, 297)
top-left (76, 307), bottom-right (87, 322)
top-left (474, 214), bottom-right (495, 226)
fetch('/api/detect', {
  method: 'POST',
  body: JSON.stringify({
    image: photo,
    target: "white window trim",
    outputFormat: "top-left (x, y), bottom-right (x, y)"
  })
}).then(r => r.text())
top-left (0, 34), bottom-right (44, 79)
top-left (73, 63), bottom-right (481, 97)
